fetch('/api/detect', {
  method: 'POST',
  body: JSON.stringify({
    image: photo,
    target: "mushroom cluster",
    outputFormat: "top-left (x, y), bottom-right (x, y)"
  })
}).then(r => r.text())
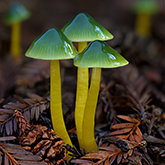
top-left (62, 13), bottom-right (114, 151)
top-left (74, 40), bottom-right (128, 151)
top-left (25, 13), bottom-right (129, 157)
top-left (62, 13), bottom-right (128, 152)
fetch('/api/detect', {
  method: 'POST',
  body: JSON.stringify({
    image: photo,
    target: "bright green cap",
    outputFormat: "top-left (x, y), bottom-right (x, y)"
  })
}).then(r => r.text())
top-left (74, 40), bottom-right (129, 68)
top-left (25, 28), bottom-right (78, 60)
top-left (62, 13), bottom-right (113, 42)
top-left (133, 0), bottom-right (159, 14)
top-left (5, 2), bottom-right (30, 24)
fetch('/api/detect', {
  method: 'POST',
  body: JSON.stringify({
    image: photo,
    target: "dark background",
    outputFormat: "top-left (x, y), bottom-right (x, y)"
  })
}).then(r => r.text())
top-left (0, 0), bottom-right (165, 53)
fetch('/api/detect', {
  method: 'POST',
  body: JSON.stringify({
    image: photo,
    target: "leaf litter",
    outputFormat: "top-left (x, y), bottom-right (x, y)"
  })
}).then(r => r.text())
top-left (0, 14), bottom-right (165, 165)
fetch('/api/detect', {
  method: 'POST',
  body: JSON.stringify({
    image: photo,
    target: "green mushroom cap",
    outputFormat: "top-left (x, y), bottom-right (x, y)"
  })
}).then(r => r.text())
top-left (62, 13), bottom-right (113, 42)
top-left (133, 0), bottom-right (159, 14)
top-left (26, 28), bottom-right (78, 60)
top-left (74, 40), bottom-right (129, 68)
top-left (5, 2), bottom-right (30, 24)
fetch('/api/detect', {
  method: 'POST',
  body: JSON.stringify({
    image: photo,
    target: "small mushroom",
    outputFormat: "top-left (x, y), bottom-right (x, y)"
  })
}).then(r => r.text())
top-left (74, 40), bottom-right (129, 152)
top-left (25, 28), bottom-right (77, 147)
top-left (132, 0), bottom-right (159, 37)
top-left (62, 13), bottom-right (113, 150)
top-left (5, 2), bottom-right (30, 59)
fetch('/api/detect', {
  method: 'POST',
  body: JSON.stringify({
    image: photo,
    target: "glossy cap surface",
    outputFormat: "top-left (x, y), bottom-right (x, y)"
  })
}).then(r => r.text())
top-left (62, 13), bottom-right (113, 42)
top-left (26, 28), bottom-right (78, 60)
top-left (74, 40), bottom-right (129, 68)
top-left (133, 0), bottom-right (159, 14)
top-left (5, 2), bottom-right (30, 24)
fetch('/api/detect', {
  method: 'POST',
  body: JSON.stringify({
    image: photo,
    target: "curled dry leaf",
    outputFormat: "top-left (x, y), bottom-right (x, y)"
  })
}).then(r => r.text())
top-left (109, 115), bottom-right (142, 143)
top-left (70, 150), bottom-right (110, 165)
top-left (0, 94), bottom-right (49, 136)
top-left (117, 115), bottom-right (139, 123)
top-left (109, 128), bottom-right (132, 136)
top-left (0, 143), bottom-right (47, 165)
top-left (0, 136), bottom-right (16, 141)
top-left (70, 140), bottom-right (147, 165)
top-left (111, 123), bottom-right (135, 129)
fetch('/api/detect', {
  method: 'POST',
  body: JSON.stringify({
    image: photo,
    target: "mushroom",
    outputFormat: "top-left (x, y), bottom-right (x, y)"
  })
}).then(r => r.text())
top-left (62, 13), bottom-right (113, 149)
top-left (25, 28), bottom-right (77, 147)
top-left (74, 40), bottom-right (129, 152)
top-left (132, 0), bottom-right (159, 37)
top-left (5, 2), bottom-right (30, 59)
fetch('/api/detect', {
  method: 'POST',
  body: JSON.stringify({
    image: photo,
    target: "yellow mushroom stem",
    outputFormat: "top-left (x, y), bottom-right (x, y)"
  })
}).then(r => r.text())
top-left (75, 42), bottom-right (88, 150)
top-left (50, 60), bottom-right (73, 147)
top-left (82, 67), bottom-right (101, 152)
top-left (11, 22), bottom-right (21, 59)
top-left (136, 13), bottom-right (151, 37)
